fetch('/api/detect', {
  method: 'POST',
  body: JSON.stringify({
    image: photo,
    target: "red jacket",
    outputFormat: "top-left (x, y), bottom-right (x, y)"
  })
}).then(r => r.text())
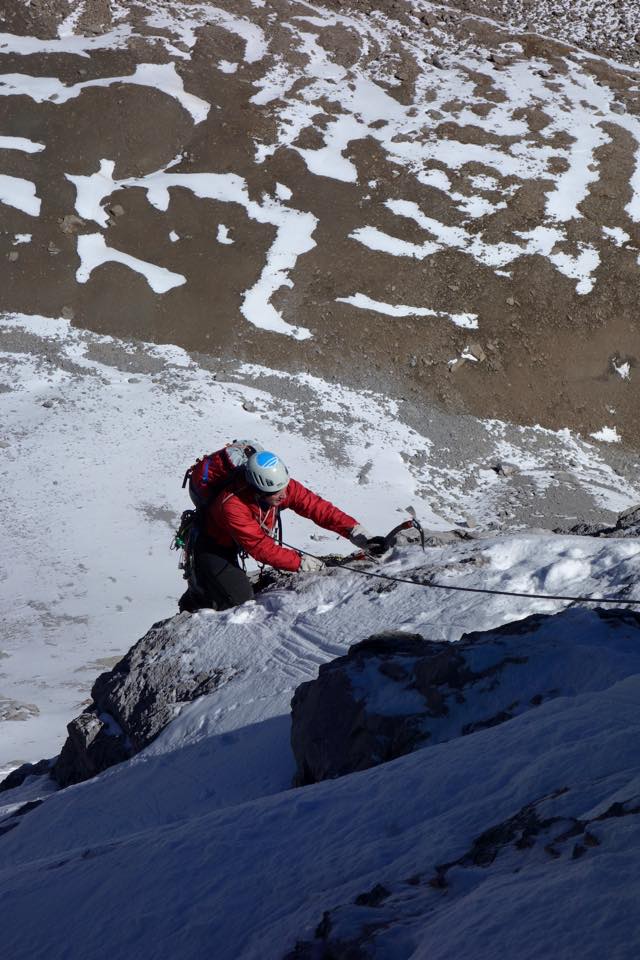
top-left (205, 477), bottom-right (358, 571)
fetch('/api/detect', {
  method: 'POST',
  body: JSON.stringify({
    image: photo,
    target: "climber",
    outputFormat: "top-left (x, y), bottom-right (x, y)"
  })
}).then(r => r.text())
top-left (179, 449), bottom-right (379, 612)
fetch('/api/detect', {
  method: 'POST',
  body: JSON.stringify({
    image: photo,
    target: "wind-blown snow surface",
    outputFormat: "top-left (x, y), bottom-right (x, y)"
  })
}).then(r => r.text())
top-left (1, 309), bottom-right (640, 771)
top-left (1, 540), bottom-right (640, 958)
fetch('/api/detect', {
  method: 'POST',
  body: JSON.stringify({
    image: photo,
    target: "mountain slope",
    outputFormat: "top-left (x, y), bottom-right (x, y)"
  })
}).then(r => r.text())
top-left (1, 0), bottom-right (640, 441)
top-left (1, 538), bottom-right (640, 958)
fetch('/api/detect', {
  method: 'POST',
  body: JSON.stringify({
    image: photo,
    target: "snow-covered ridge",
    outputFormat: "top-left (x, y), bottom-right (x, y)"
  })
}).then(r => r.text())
top-left (1, 532), bottom-right (640, 958)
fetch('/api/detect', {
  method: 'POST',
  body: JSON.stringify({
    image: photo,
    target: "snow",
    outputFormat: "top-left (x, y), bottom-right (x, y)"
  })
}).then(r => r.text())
top-left (76, 233), bottom-right (187, 293)
top-left (0, 63), bottom-right (210, 124)
top-left (2, 308), bottom-right (640, 768)
top-left (590, 426), bottom-right (621, 443)
top-left (143, 1), bottom-right (269, 63)
top-left (613, 359), bottom-right (631, 380)
top-left (350, 224), bottom-right (440, 260)
top-left (0, 175), bottom-right (41, 216)
top-left (0, 26), bottom-right (132, 58)
top-left (1, 533), bottom-right (640, 957)
top-left (235, 5), bottom-right (640, 298)
top-left (1, 3), bottom-right (640, 944)
top-left (352, 205), bottom-right (602, 295)
top-left (336, 292), bottom-right (478, 329)
top-left (66, 161), bottom-right (316, 339)
top-left (275, 182), bottom-right (292, 201)
top-left (217, 224), bottom-right (234, 244)
top-left (603, 225), bottom-right (631, 247)
top-left (57, 1), bottom-right (86, 39)
top-left (0, 136), bottom-right (45, 153)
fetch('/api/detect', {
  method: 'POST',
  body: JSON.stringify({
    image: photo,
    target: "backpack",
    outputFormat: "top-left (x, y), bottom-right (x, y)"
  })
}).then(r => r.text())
top-left (182, 440), bottom-right (261, 511)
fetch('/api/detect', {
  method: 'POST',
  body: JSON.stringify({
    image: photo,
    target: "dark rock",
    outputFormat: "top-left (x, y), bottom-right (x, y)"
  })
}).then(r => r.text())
top-left (562, 504), bottom-right (640, 538)
top-left (78, 0), bottom-right (112, 35)
top-left (58, 214), bottom-right (85, 234)
top-left (0, 757), bottom-right (54, 793)
top-left (51, 616), bottom-right (234, 787)
top-left (492, 461), bottom-right (517, 477)
top-left (290, 609), bottom-right (640, 785)
top-left (290, 630), bottom-right (500, 785)
top-left (53, 712), bottom-right (132, 788)
top-left (354, 883), bottom-right (390, 907)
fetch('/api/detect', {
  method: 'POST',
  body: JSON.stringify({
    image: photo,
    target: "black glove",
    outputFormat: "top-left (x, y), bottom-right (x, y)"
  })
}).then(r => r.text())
top-left (365, 536), bottom-right (388, 557)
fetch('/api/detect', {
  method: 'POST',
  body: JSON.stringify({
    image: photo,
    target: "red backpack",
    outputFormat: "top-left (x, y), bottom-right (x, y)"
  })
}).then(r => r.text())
top-left (182, 440), bottom-right (260, 511)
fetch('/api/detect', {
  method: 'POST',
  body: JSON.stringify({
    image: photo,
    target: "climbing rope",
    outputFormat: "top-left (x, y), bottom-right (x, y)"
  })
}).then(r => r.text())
top-left (282, 540), bottom-right (640, 608)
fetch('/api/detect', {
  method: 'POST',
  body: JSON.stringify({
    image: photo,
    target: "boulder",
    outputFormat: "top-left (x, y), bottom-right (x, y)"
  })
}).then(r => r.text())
top-left (290, 608), bottom-right (640, 785)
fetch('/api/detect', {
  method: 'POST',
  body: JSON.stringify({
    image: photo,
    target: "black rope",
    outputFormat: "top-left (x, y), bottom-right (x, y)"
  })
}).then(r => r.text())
top-left (284, 542), bottom-right (640, 608)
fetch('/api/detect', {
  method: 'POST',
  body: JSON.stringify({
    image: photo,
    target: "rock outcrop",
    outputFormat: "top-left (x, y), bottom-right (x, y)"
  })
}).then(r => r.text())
top-left (51, 616), bottom-right (234, 788)
top-left (290, 607), bottom-right (640, 785)
top-left (563, 504), bottom-right (640, 538)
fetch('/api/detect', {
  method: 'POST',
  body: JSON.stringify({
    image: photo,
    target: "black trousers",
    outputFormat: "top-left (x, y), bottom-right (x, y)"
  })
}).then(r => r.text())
top-left (179, 545), bottom-right (254, 612)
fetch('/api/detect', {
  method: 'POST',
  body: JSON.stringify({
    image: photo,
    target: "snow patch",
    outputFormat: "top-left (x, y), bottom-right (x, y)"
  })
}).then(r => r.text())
top-left (0, 176), bottom-right (41, 216)
top-left (602, 226), bottom-right (630, 247)
top-left (0, 26), bottom-right (132, 58)
top-left (76, 234), bottom-right (187, 293)
top-left (613, 359), bottom-right (631, 380)
top-left (67, 161), bottom-right (316, 339)
top-left (589, 426), bottom-right (621, 443)
top-left (336, 293), bottom-right (478, 329)
top-left (0, 136), bottom-right (45, 153)
top-left (0, 63), bottom-right (210, 124)
top-left (217, 224), bottom-right (234, 245)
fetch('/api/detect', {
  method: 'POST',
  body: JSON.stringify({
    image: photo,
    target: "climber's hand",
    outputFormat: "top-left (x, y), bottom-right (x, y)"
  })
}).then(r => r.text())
top-left (365, 536), bottom-right (389, 558)
top-left (349, 524), bottom-right (372, 549)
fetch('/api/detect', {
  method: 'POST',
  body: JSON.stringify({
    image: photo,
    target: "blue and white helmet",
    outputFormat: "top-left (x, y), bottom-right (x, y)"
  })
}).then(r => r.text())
top-left (245, 450), bottom-right (290, 493)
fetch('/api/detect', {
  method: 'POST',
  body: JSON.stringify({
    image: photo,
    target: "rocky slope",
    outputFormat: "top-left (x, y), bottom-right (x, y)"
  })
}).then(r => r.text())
top-left (2, 0), bottom-right (640, 444)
